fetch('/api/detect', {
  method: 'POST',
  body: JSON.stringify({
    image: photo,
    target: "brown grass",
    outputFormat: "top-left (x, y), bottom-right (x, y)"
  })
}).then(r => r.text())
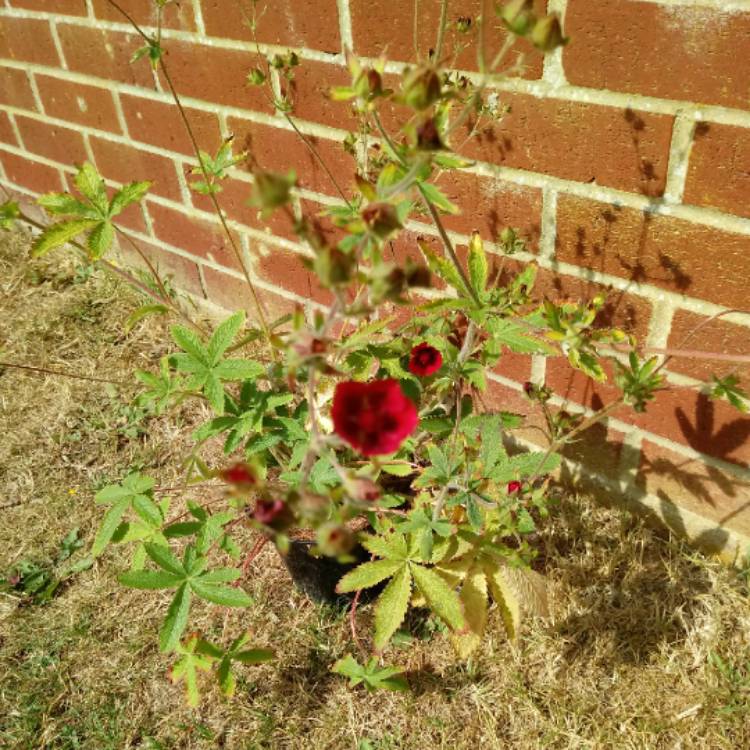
top-left (0, 228), bottom-right (748, 749)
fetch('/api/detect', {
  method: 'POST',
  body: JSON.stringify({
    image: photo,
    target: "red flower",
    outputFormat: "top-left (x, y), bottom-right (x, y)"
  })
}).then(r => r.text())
top-left (408, 343), bottom-right (443, 376)
top-left (507, 481), bottom-right (522, 494)
top-left (252, 498), bottom-right (288, 527)
top-left (220, 461), bottom-right (256, 488)
top-left (332, 379), bottom-right (418, 456)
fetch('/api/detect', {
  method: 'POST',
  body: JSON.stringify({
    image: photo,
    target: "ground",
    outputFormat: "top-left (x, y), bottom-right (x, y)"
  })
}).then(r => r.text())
top-left (0, 228), bottom-right (749, 749)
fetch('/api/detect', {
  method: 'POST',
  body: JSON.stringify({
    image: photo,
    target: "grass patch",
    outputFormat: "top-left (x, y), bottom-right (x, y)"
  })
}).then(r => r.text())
top-left (1, 228), bottom-right (749, 749)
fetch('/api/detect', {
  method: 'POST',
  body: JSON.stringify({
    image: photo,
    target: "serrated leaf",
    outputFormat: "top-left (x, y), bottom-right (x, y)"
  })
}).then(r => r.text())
top-left (419, 181), bottom-right (459, 214)
top-left (124, 304), bottom-right (169, 334)
top-left (419, 241), bottom-right (468, 297)
top-left (491, 451), bottom-right (561, 483)
top-left (197, 568), bottom-right (241, 584)
top-left (144, 543), bottom-right (185, 576)
top-left (190, 579), bottom-right (253, 607)
top-left (374, 565), bottom-right (412, 651)
top-left (467, 231), bottom-right (488, 295)
top-left (37, 192), bottom-right (93, 217)
top-left (207, 312), bottom-right (245, 364)
top-left (501, 565), bottom-right (549, 618)
top-left (488, 318), bottom-right (557, 355)
top-left (91, 496), bottom-right (131, 557)
top-left (336, 559), bottom-right (403, 593)
top-left (204, 374), bottom-right (225, 413)
top-left (451, 564), bottom-right (488, 658)
top-left (132, 495), bottom-right (164, 528)
top-left (32, 219), bottom-right (98, 257)
top-left (213, 359), bottom-right (265, 381)
top-left (485, 561), bottom-right (521, 642)
top-left (379, 461), bottom-right (414, 477)
top-left (171, 324), bottom-right (207, 363)
top-left (160, 583), bottom-right (191, 652)
top-left (360, 532), bottom-right (408, 561)
top-left (109, 181), bottom-right (151, 216)
top-left (118, 569), bottom-right (183, 589)
top-left (233, 648), bottom-right (274, 664)
top-left (74, 162), bottom-right (107, 210)
top-left (411, 563), bottom-right (465, 632)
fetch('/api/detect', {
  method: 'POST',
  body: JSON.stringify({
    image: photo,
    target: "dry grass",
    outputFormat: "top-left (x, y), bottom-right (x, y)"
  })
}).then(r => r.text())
top-left (0, 228), bottom-right (749, 749)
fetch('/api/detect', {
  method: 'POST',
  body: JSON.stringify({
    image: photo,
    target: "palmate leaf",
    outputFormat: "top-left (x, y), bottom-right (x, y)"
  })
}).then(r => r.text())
top-left (487, 318), bottom-right (557, 355)
top-left (87, 220), bottom-right (115, 259)
top-left (170, 634), bottom-right (216, 708)
top-left (171, 324), bottom-right (208, 363)
top-left (37, 192), bottom-right (95, 217)
top-left (117, 569), bottom-right (183, 589)
top-left (92, 497), bottom-right (132, 557)
top-left (160, 583), bottom-right (192, 652)
top-left (336, 559), bottom-right (404, 593)
top-left (109, 181), bottom-right (151, 216)
top-left (190, 579), bottom-right (253, 607)
top-left (490, 451), bottom-right (561, 483)
top-left (411, 563), bottom-right (465, 632)
top-left (207, 311), bottom-right (245, 364)
top-left (74, 161), bottom-right (108, 212)
top-left (31, 219), bottom-right (98, 257)
top-left (332, 655), bottom-right (409, 692)
top-left (213, 359), bottom-right (265, 380)
top-left (419, 241), bottom-right (469, 297)
top-left (374, 564), bottom-right (412, 652)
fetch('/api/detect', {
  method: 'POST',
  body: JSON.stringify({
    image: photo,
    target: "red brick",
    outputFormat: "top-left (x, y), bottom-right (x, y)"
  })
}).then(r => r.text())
top-left (120, 94), bottom-right (222, 157)
top-left (57, 24), bottom-right (155, 88)
top-left (157, 40), bottom-right (270, 112)
top-left (555, 194), bottom-right (750, 309)
top-left (255, 245), bottom-right (334, 307)
top-left (437, 172), bottom-right (542, 249)
top-left (493, 352), bottom-right (533, 384)
top-left (0, 112), bottom-right (17, 146)
top-left (666, 311), bottom-right (750, 384)
top-left (565, 1), bottom-right (750, 111)
top-left (282, 60), bottom-right (355, 131)
top-left (90, 136), bottom-right (182, 202)
top-left (10, 0), bottom-right (87, 13)
top-left (299, 198), bottom-right (348, 248)
top-left (147, 201), bottom-right (240, 271)
top-left (15, 114), bottom-right (88, 165)
top-left (0, 151), bottom-right (63, 193)
top-left (201, 0), bottom-right (341, 53)
top-left (547, 365), bottom-right (750, 467)
top-left (91, 0), bottom-right (196, 30)
top-left (637, 440), bottom-right (750, 539)
top-left (36, 74), bottom-right (121, 133)
top-left (459, 95), bottom-right (673, 196)
top-left (228, 117), bottom-right (356, 198)
top-left (0, 67), bottom-right (36, 111)
top-left (350, 0), bottom-right (547, 78)
top-left (0, 17), bottom-right (59, 66)
top-left (684, 123), bottom-right (750, 220)
top-left (118, 238), bottom-right (204, 299)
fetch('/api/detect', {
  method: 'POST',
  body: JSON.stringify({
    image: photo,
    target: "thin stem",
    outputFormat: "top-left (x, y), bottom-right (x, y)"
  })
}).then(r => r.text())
top-left (0, 360), bottom-right (127, 386)
top-left (115, 226), bottom-right (173, 308)
top-left (349, 588), bottom-right (366, 656)
top-left (434, 0), bottom-right (449, 62)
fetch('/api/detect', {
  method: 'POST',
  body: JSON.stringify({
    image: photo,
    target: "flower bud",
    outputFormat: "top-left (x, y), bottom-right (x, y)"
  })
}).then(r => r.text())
top-left (220, 461), bottom-right (256, 489)
top-left (252, 497), bottom-right (293, 530)
top-left (507, 480), bottom-right (522, 494)
top-left (361, 202), bottom-right (402, 239)
top-left (316, 522), bottom-right (356, 557)
top-left (531, 14), bottom-right (568, 52)
top-left (416, 117), bottom-right (444, 150)
top-left (367, 69), bottom-right (384, 96)
top-left (401, 66), bottom-right (442, 111)
top-left (348, 478), bottom-right (382, 504)
top-left (500, 0), bottom-right (536, 36)
top-left (249, 171), bottom-right (295, 215)
top-left (405, 260), bottom-right (431, 288)
top-left (311, 245), bottom-right (355, 287)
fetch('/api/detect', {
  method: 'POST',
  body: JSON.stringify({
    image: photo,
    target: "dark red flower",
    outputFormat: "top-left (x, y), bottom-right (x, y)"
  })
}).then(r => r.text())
top-left (408, 342), bottom-right (443, 376)
top-left (221, 461), bottom-right (256, 488)
top-left (507, 481), bottom-right (522, 494)
top-left (332, 379), bottom-right (418, 456)
top-left (252, 497), bottom-right (288, 527)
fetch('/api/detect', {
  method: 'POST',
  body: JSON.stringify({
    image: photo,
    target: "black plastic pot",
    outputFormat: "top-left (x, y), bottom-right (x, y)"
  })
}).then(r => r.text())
top-left (279, 539), bottom-right (372, 604)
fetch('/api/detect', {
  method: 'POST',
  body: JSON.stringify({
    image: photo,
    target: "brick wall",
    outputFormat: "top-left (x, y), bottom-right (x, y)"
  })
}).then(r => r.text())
top-left (1, 0), bottom-right (749, 560)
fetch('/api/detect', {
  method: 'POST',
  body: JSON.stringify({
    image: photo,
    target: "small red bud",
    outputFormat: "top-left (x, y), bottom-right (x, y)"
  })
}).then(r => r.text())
top-left (507, 481), bottom-right (522, 494)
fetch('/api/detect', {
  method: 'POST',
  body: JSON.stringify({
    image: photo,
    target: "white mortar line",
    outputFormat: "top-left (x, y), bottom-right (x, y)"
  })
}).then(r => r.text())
top-left (190, 0), bottom-right (206, 36)
top-left (663, 112), bottom-right (696, 205)
top-left (618, 430), bottom-right (644, 489)
top-left (645, 298), bottom-right (676, 354)
top-left (26, 71), bottom-right (44, 114)
top-left (637, 0), bottom-right (750, 10)
top-left (82, 131), bottom-right (96, 164)
top-left (542, 0), bottom-right (568, 87)
top-left (530, 354), bottom-right (546, 386)
top-left (538, 186), bottom-right (557, 260)
top-left (111, 90), bottom-right (130, 138)
top-left (83, 0), bottom-right (94, 18)
top-left (336, 0), bottom-right (354, 54)
top-left (48, 20), bottom-right (68, 70)
top-left (6, 112), bottom-right (24, 149)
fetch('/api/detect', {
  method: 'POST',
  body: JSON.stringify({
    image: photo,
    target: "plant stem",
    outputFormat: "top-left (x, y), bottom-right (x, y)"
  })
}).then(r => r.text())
top-left (434, 0), bottom-right (449, 62)
top-left (0, 360), bottom-right (127, 386)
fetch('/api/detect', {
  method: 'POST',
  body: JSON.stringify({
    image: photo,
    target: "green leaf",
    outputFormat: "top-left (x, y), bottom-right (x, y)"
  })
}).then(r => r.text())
top-left (132, 495), bottom-right (164, 528)
top-left (207, 312), bottom-right (245, 364)
top-left (109, 181), bottom-right (151, 216)
top-left (336, 559), bottom-right (404, 593)
top-left (419, 240), bottom-right (469, 297)
top-left (171, 325), bottom-right (207, 363)
top-left (487, 318), bottom-right (556, 355)
top-left (31, 219), bottom-right (98, 257)
top-left (203, 373), bottom-right (225, 413)
top-left (379, 461), bottom-right (414, 477)
top-left (411, 563), bottom-right (465, 631)
top-left (145, 543), bottom-right (185, 576)
top-left (190, 579), bottom-right (253, 607)
top-left (197, 568), bottom-right (241, 584)
top-left (467, 231), bottom-right (488, 295)
top-left (74, 162), bottom-right (107, 210)
top-left (213, 359), bottom-right (265, 381)
top-left (125, 304), bottom-right (169, 334)
top-left (118, 570), bottom-right (183, 589)
top-left (360, 532), bottom-right (408, 561)
top-left (233, 648), bottom-right (274, 664)
top-left (491, 451), bottom-right (561, 483)
top-left (91, 496), bottom-right (130, 557)
top-left (374, 564), bottom-right (412, 651)
top-left (419, 181), bottom-right (459, 214)
top-left (0, 200), bottom-right (20, 229)
top-left (160, 583), bottom-right (192, 652)
top-left (37, 192), bottom-right (93, 217)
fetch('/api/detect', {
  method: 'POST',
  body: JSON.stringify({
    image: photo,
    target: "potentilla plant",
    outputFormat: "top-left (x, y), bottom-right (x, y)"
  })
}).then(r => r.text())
top-left (3, 0), bottom-right (747, 705)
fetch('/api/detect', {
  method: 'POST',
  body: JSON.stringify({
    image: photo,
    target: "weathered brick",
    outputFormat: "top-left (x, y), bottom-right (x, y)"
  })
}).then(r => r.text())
top-left (0, 151), bottom-right (63, 192)
top-left (227, 117), bottom-right (356, 198)
top-left (201, 0), bottom-right (341, 53)
top-left (493, 352), bottom-right (533, 385)
top-left (11, 0), bottom-right (87, 13)
top-left (547, 365), bottom-right (750, 467)
top-left (90, 136), bottom-right (183, 202)
top-left (0, 67), bottom-right (36, 110)
top-left (556, 194), bottom-right (750, 309)
top-left (0, 112), bottom-right (17, 146)
top-left (157, 40), bottom-right (270, 112)
top-left (438, 171), bottom-right (542, 249)
top-left (565, 0), bottom-right (750, 111)
top-left (459, 95), bottom-right (673, 196)
top-left (283, 59), bottom-right (354, 131)
top-left (147, 201), bottom-right (240, 271)
top-left (91, 0), bottom-right (196, 30)
top-left (666, 311), bottom-right (750, 384)
top-left (15, 114), bottom-right (88, 165)
top-left (254, 244), bottom-right (334, 306)
top-left (350, 0), bottom-right (547, 78)
top-left (120, 94), bottom-right (222, 157)
top-left (119, 238), bottom-right (205, 299)
top-left (637, 440), bottom-right (750, 539)
top-left (57, 24), bottom-right (155, 88)
top-left (684, 123), bottom-right (750, 220)
top-left (0, 17), bottom-right (59, 66)
top-left (36, 74), bottom-right (121, 133)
